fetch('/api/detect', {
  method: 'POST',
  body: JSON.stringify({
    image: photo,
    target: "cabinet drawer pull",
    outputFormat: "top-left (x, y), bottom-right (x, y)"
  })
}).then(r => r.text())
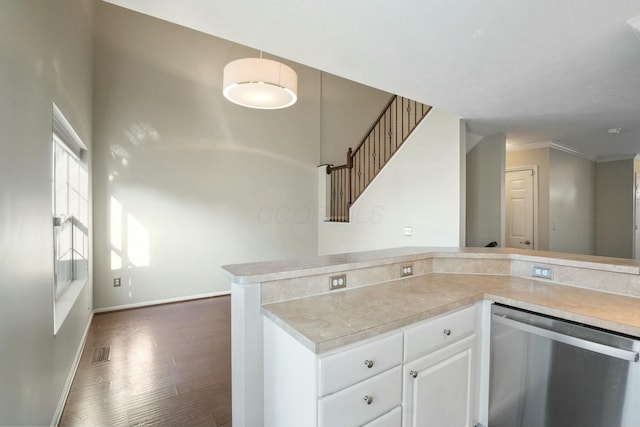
top-left (364, 359), bottom-right (374, 368)
top-left (409, 370), bottom-right (418, 379)
top-left (443, 328), bottom-right (452, 336)
top-left (363, 395), bottom-right (373, 405)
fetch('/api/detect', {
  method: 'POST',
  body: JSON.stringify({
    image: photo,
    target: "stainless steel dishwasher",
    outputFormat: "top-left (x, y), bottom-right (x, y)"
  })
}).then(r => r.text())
top-left (489, 304), bottom-right (640, 427)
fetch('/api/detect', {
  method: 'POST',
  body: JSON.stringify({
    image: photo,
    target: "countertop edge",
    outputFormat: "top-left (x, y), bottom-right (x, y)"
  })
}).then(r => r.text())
top-left (261, 306), bottom-right (318, 352)
top-left (223, 248), bottom-right (640, 284)
top-left (261, 294), bottom-right (485, 354)
top-left (485, 293), bottom-right (640, 338)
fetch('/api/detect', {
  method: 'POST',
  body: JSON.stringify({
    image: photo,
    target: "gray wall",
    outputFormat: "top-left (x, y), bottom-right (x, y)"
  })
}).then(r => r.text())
top-left (92, 3), bottom-right (386, 309)
top-left (320, 73), bottom-right (391, 166)
top-left (506, 146), bottom-right (597, 254)
top-left (0, 1), bottom-right (94, 425)
top-left (549, 149), bottom-right (596, 255)
top-left (318, 110), bottom-right (463, 254)
top-left (635, 159), bottom-right (640, 260)
top-left (596, 159), bottom-right (633, 258)
top-left (466, 134), bottom-right (505, 247)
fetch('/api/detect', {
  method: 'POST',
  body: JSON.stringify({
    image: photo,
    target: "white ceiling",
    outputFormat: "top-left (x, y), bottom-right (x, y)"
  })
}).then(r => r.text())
top-left (103, 0), bottom-right (640, 160)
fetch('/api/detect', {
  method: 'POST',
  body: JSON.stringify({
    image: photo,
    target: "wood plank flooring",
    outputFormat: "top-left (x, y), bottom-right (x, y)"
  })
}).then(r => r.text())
top-left (59, 296), bottom-right (231, 427)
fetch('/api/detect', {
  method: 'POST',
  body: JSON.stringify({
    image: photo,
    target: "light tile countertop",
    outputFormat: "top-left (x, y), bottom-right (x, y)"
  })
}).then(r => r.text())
top-left (223, 247), bottom-right (640, 284)
top-left (262, 273), bottom-right (640, 354)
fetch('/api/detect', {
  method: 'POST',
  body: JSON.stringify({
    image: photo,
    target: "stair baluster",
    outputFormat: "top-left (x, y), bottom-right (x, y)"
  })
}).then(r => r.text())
top-left (326, 95), bottom-right (431, 223)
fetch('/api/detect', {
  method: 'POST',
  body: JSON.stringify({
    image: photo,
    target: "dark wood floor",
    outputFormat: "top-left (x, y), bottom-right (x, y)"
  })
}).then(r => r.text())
top-left (59, 296), bottom-right (231, 427)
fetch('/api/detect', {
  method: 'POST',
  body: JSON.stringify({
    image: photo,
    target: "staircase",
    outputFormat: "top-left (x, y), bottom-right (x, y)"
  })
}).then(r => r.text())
top-left (326, 95), bottom-right (432, 222)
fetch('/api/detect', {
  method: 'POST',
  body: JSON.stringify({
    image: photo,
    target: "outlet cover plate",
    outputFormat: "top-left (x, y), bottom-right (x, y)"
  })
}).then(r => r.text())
top-left (532, 266), bottom-right (553, 280)
top-left (329, 274), bottom-right (347, 290)
top-left (401, 264), bottom-right (414, 277)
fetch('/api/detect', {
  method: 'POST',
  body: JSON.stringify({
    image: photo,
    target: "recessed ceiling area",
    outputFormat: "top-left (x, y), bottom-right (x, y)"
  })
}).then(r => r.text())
top-left (102, 0), bottom-right (640, 160)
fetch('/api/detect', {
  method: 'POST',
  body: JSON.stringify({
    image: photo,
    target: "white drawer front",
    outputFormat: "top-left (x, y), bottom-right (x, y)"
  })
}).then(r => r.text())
top-left (319, 333), bottom-right (403, 396)
top-left (318, 366), bottom-right (402, 427)
top-left (362, 406), bottom-right (402, 427)
top-left (404, 305), bottom-right (475, 361)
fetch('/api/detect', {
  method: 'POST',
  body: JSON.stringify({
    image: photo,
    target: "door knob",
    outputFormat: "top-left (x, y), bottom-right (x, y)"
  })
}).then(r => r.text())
top-left (364, 395), bottom-right (373, 405)
top-left (520, 240), bottom-right (531, 245)
top-left (364, 360), bottom-right (374, 368)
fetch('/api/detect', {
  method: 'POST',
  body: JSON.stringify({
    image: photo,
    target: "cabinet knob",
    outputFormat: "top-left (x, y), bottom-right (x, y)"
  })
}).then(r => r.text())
top-left (364, 395), bottom-right (373, 405)
top-left (443, 328), bottom-right (452, 336)
top-left (409, 370), bottom-right (418, 379)
top-left (364, 359), bottom-right (374, 368)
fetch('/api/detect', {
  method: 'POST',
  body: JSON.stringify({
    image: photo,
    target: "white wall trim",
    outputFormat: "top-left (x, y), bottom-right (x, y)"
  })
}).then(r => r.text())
top-left (53, 103), bottom-right (87, 159)
top-left (507, 140), bottom-right (595, 161)
top-left (465, 131), bottom-right (484, 153)
top-left (93, 291), bottom-right (230, 313)
top-left (499, 144), bottom-right (506, 248)
top-left (459, 120), bottom-right (467, 246)
top-left (595, 154), bottom-right (638, 163)
top-left (549, 142), bottom-right (595, 161)
top-left (51, 311), bottom-right (94, 427)
top-left (318, 166), bottom-right (330, 221)
top-left (54, 279), bottom-right (88, 335)
top-left (506, 140), bottom-right (552, 152)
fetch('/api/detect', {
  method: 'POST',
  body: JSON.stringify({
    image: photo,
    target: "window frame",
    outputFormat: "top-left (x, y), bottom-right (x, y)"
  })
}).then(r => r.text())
top-left (52, 104), bottom-right (89, 335)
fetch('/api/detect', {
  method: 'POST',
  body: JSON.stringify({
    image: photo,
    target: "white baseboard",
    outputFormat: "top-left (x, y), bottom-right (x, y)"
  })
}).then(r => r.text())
top-left (93, 291), bottom-right (231, 313)
top-left (51, 310), bottom-right (94, 427)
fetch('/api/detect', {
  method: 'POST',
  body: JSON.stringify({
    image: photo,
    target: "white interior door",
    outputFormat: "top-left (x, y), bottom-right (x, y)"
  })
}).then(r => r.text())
top-left (505, 169), bottom-right (535, 249)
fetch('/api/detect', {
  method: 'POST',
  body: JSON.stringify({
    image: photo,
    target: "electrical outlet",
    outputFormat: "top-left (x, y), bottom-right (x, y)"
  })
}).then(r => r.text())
top-left (401, 264), bottom-right (413, 277)
top-left (329, 274), bottom-right (347, 290)
top-left (113, 277), bottom-right (121, 287)
top-left (532, 266), bottom-right (553, 280)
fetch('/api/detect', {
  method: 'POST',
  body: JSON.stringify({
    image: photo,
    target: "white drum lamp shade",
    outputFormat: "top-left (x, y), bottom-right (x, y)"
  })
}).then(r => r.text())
top-left (222, 58), bottom-right (298, 109)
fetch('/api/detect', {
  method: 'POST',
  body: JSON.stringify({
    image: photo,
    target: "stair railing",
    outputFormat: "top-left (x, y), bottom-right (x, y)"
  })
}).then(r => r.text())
top-left (326, 95), bottom-right (431, 222)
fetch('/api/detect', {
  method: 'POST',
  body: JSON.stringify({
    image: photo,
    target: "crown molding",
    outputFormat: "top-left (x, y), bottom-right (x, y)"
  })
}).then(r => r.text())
top-left (595, 154), bottom-right (638, 163)
top-left (506, 140), bottom-right (596, 161)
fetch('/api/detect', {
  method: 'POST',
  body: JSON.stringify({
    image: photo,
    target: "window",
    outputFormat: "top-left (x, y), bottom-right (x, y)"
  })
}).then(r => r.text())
top-left (52, 104), bottom-right (89, 333)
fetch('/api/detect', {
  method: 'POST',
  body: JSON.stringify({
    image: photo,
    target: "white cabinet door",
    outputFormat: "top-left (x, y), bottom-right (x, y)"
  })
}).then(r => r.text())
top-left (402, 335), bottom-right (475, 427)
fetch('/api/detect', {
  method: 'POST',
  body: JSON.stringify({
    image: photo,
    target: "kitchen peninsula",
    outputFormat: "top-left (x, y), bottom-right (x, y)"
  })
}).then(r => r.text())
top-left (222, 247), bottom-right (640, 427)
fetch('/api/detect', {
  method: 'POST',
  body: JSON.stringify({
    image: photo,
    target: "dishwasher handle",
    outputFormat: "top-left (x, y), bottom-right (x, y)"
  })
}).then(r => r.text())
top-left (493, 314), bottom-right (639, 362)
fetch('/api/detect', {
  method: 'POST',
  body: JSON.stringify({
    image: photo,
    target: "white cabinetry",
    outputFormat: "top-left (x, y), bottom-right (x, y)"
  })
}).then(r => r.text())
top-left (319, 333), bottom-right (403, 395)
top-left (362, 406), bottom-right (402, 427)
top-left (319, 366), bottom-right (402, 427)
top-left (264, 303), bottom-right (488, 427)
top-left (402, 305), bottom-right (479, 427)
top-left (264, 318), bottom-right (403, 427)
top-left (403, 336), bottom-right (475, 427)
top-left (318, 333), bottom-right (404, 427)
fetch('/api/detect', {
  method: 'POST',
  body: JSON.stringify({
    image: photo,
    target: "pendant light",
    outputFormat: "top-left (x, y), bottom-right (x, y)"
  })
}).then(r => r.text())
top-left (222, 52), bottom-right (298, 110)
